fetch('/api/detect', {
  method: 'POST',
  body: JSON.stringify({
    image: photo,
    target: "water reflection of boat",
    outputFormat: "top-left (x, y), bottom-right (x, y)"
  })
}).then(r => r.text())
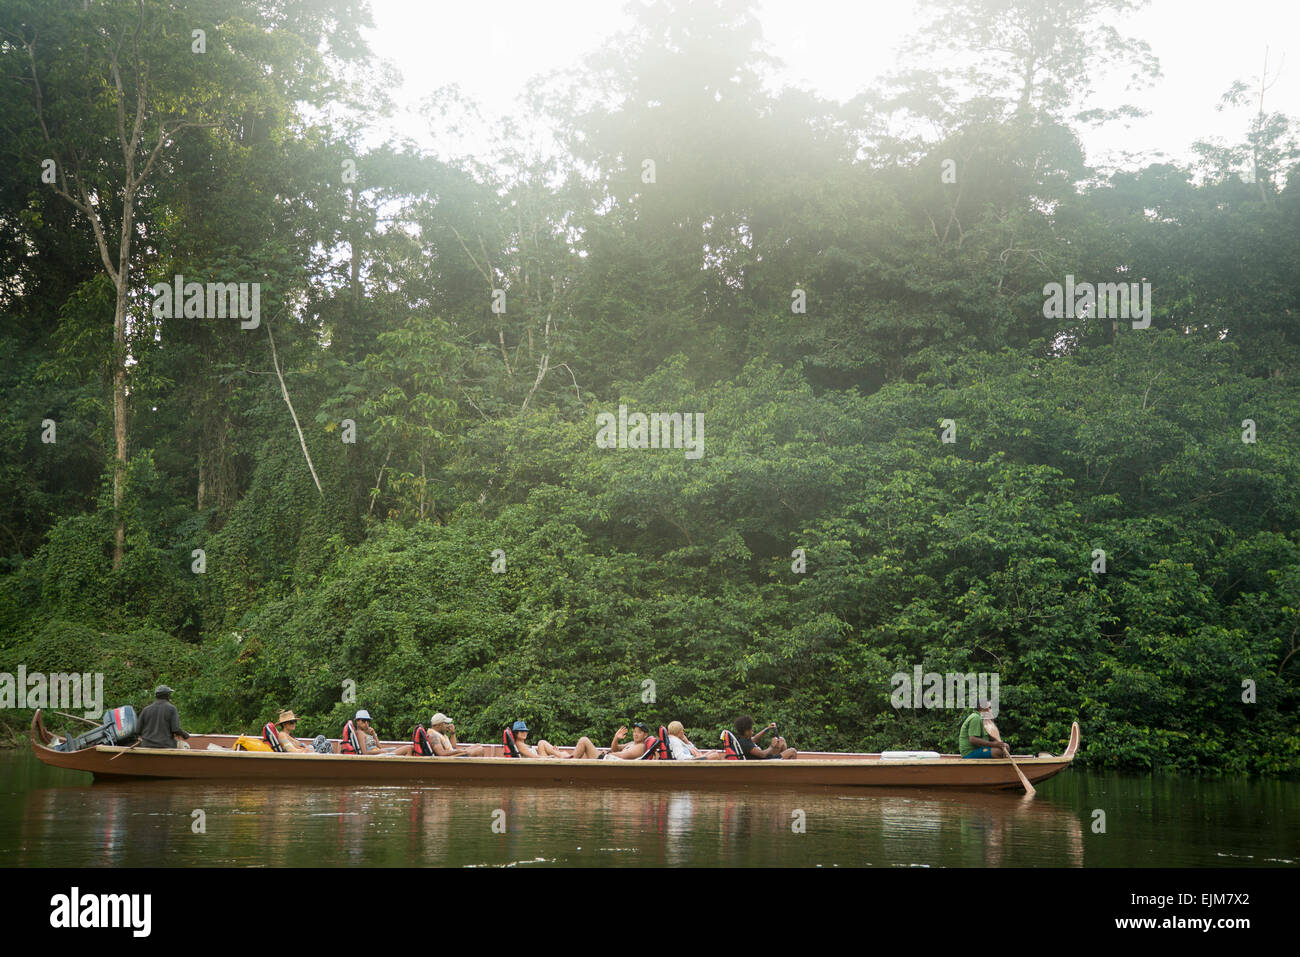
top-left (15, 775), bottom-right (1087, 867)
top-left (31, 710), bottom-right (1080, 791)
top-left (22, 783), bottom-right (191, 866)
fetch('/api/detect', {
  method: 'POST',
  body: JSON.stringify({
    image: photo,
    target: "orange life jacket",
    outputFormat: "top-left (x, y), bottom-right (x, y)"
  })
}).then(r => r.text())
top-left (340, 720), bottom-right (361, 755)
top-left (721, 729), bottom-right (745, 760)
top-left (648, 725), bottom-right (672, 759)
top-left (412, 725), bottom-right (435, 756)
top-left (638, 731), bottom-right (664, 760)
top-left (502, 728), bottom-right (521, 758)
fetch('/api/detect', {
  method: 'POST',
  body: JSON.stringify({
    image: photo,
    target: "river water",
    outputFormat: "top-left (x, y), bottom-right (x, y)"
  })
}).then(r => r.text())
top-left (1, 750), bottom-right (1295, 867)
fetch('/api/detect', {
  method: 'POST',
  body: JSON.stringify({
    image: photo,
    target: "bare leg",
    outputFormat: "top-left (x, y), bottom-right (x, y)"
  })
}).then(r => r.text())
top-left (571, 736), bottom-right (601, 759)
top-left (771, 736), bottom-right (798, 760)
top-left (535, 739), bottom-right (564, 758)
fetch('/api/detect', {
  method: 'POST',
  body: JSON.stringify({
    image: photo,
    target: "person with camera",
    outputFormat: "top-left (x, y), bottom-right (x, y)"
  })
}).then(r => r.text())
top-left (733, 714), bottom-right (797, 760)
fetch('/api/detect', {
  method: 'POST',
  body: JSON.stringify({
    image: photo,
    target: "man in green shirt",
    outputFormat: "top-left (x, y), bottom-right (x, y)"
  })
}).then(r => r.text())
top-left (957, 700), bottom-right (1010, 758)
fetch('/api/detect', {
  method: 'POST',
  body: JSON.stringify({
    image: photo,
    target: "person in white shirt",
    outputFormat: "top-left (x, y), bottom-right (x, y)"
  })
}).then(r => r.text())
top-left (666, 721), bottom-right (723, 760)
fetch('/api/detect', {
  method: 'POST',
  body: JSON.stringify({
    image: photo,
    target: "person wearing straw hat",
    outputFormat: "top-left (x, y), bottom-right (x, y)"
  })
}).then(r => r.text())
top-left (275, 710), bottom-right (312, 752)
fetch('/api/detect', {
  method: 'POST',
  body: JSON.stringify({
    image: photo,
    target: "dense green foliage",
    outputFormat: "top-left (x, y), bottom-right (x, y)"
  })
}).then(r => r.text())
top-left (1, 0), bottom-right (1296, 773)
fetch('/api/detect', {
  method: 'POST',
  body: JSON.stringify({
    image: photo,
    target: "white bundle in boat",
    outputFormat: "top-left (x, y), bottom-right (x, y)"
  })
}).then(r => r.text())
top-left (880, 750), bottom-right (941, 760)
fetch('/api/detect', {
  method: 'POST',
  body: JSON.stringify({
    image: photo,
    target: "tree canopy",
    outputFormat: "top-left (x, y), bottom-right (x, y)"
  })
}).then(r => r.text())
top-left (1, 0), bottom-right (1296, 774)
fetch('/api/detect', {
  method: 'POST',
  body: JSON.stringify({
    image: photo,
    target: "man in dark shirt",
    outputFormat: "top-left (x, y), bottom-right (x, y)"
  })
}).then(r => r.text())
top-left (734, 714), bottom-right (798, 760)
top-left (137, 685), bottom-right (189, 749)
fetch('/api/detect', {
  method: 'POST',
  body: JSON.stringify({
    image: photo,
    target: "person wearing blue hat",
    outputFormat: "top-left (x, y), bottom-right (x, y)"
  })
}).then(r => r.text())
top-left (510, 720), bottom-right (659, 760)
top-left (508, 720), bottom-right (603, 759)
top-left (354, 710), bottom-right (414, 756)
top-left (508, 720), bottom-right (546, 758)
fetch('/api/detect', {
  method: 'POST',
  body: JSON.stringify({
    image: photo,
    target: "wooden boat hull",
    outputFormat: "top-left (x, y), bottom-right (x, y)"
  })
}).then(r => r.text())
top-left (31, 711), bottom-right (1080, 790)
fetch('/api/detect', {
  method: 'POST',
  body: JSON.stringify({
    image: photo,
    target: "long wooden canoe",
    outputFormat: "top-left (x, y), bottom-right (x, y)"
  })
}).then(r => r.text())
top-left (31, 710), bottom-right (1079, 789)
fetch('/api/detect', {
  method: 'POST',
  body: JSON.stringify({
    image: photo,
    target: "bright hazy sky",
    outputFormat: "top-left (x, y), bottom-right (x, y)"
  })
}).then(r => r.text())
top-left (364, 0), bottom-right (1299, 171)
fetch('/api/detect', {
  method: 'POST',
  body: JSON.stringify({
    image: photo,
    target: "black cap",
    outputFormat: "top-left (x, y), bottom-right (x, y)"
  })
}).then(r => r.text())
top-left (155, 685), bottom-right (174, 698)
top-left (632, 722), bottom-right (651, 732)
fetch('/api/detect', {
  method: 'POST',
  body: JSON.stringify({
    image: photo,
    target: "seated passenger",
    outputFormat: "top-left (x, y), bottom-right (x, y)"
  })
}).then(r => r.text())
top-left (430, 713), bottom-right (484, 757)
top-left (271, 710), bottom-right (313, 752)
top-left (730, 714), bottom-right (798, 760)
top-left (506, 720), bottom-right (561, 758)
top-left (666, 720), bottom-right (724, 760)
top-left (348, 710), bottom-right (414, 756)
top-left (504, 720), bottom-right (603, 759)
top-left (594, 722), bottom-right (659, 760)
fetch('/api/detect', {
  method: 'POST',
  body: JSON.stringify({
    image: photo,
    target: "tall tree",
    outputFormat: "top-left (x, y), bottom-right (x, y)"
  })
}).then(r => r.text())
top-left (1, 0), bottom-right (371, 563)
top-left (904, 0), bottom-right (1160, 125)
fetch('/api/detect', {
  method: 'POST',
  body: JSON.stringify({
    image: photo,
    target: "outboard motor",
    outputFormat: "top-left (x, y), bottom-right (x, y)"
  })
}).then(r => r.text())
top-left (58, 706), bottom-right (138, 752)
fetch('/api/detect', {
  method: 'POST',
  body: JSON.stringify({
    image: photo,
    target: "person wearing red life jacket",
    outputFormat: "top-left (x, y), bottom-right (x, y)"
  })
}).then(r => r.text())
top-left (502, 720), bottom-right (597, 759)
top-left (508, 720), bottom-right (567, 758)
top-left (538, 721), bottom-right (658, 760)
top-left (351, 710), bottom-right (414, 756)
top-left (429, 713), bottom-right (484, 757)
top-left (732, 714), bottom-right (798, 760)
top-left (666, 720), bottom-right (725, 760)
top-left (273, 710), bottom-right (313, 752)
top-left (504, 720), bottom-right (647, 759)
top-left (600, 722), bottom-right (658, 759)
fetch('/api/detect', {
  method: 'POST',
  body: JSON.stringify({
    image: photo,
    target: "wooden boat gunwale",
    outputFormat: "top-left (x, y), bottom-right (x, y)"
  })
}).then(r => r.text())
top-left (30, 710), bottom-right (1081, 789)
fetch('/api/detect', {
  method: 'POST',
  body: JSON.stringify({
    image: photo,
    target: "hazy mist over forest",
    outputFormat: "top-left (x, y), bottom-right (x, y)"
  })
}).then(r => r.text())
top-left (1, 0), bottom-right (1296, 775)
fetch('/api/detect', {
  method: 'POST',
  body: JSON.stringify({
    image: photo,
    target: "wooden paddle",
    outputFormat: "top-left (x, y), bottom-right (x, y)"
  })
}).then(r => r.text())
top-left (54, 710), bottom-right (100, 727)
top-left (983, 715), bottom-right (1036, 797)
top-left (108, 739), bottom-right (143, 761)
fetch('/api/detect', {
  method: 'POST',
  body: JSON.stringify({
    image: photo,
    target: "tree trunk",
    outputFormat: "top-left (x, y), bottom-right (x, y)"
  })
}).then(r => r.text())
top-left (266, 319), bottom-right (323, 497)
top-left (111, 274), bottom-right (129, 569)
